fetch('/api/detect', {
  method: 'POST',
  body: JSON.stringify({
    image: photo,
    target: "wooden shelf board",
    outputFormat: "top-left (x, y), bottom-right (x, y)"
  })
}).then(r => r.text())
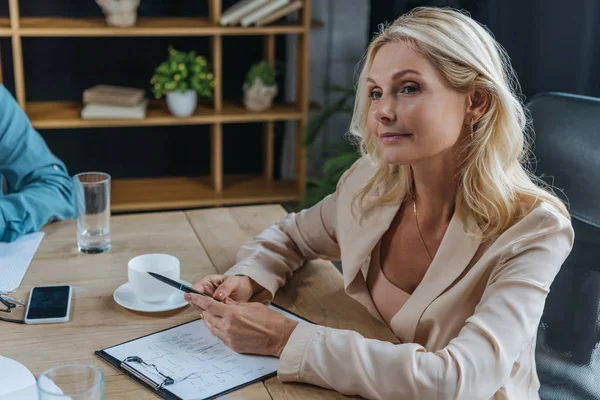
top-left (17, 17), bottom-right (321, 37)
top-left (0, 18), bottom-right (11, 36)
top-left (27, 101), bottom-right (304, 129)
top-left (19, 17), bottom-right (212, 36)
top-left (111, 175), bottom-right (300, 212)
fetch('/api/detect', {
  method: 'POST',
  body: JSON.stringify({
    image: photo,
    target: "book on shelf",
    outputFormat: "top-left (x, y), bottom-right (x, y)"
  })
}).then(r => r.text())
top-left (83, 84), bottom-right (145, 107)
top-left (81, 84), bottom-right (147, 120)
top-left (220, 0), bottom-right (269, 26)
top-left (240, 0), bottom-right (291, 27)
top-left (254, 0), bottom-right (303, 26)
top-left (81, 100), bottom-right (148, 120)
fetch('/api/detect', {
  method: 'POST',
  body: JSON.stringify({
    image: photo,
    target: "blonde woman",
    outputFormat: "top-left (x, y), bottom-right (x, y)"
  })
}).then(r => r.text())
top-left (186, 7), bottom-right (574, 399)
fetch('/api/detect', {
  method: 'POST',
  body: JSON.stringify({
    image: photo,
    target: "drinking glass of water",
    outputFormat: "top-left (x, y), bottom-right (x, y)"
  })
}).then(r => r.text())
top-left (73, 172), bottom-right (111, 254)
top-left (37, 364), bottom-right (104, 400)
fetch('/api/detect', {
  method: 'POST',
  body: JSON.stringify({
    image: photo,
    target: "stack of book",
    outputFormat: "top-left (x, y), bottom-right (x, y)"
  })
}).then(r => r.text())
top-left (220, 0), bottom-right (303, 27)
top-left (81, 85), bottom-right (148, 120)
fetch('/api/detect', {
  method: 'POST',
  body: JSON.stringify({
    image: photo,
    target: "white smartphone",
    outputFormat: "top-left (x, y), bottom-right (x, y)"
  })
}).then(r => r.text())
top-left (24, 285), bottom-right (72, 324)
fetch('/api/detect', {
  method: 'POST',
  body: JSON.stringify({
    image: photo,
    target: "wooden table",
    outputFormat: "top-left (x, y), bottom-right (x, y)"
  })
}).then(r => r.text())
top-left (1, 205), bottom-right (397, 399)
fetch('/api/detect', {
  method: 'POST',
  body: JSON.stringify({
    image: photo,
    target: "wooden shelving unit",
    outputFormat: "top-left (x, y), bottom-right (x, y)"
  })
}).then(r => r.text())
top-left (2, 0), bottom-right (313, 212)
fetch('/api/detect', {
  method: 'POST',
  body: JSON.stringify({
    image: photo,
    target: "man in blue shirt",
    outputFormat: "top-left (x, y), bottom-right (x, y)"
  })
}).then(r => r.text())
top-left (0, 84), bottom-right (75, 242)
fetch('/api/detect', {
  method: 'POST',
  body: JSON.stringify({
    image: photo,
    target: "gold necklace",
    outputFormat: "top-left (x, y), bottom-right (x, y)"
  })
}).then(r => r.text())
top-left (413, 194), bottom-right (433, 262)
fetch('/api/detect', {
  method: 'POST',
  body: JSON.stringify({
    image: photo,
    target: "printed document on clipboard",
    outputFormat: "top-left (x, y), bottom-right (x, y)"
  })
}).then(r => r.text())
top-left (96, 304), bottom-right (311, 400)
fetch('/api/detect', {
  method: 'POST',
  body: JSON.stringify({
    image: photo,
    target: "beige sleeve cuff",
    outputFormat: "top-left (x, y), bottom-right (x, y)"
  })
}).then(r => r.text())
top-left (277, 322), bottom-right (322, 382)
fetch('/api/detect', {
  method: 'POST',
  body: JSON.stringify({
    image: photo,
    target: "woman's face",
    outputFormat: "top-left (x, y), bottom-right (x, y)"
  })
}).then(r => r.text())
top-left (366, 41), bottom-right (470, 166)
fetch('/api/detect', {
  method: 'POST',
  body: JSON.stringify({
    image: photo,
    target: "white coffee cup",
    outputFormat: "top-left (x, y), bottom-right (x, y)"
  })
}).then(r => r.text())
top-left (128, 253), bottom-right (180, 303)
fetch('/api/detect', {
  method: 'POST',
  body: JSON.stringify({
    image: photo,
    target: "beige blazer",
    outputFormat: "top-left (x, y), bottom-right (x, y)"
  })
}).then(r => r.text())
top-left (225, 157), bottom-right (574, 400)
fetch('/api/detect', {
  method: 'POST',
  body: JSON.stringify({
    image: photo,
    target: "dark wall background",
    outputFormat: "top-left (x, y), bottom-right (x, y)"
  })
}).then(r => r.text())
top-left (0, 0), bottom-right (288, 179)
top-left (370, 0), bottom-right (600, 100)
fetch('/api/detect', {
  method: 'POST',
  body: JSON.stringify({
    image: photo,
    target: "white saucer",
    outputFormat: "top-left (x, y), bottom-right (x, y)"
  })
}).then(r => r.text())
top-left (113, 281), bottom-right (191, 312)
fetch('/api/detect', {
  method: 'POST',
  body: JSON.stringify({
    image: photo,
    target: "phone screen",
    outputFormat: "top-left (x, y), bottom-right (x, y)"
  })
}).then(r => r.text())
top-left (26, 285), bottom-right (70, 319)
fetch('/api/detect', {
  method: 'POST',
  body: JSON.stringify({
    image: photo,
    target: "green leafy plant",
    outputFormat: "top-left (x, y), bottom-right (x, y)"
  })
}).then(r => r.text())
top-left (244, 61), bottom-right (276, 87)
top-left (302, 84), bottom-right (360, 209)
top-left (150, 46), bottom-right (214, 99)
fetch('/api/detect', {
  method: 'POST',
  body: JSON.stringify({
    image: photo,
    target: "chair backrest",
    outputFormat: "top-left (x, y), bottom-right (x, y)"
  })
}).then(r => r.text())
top-left (526, 92), bottom-right (600, 400)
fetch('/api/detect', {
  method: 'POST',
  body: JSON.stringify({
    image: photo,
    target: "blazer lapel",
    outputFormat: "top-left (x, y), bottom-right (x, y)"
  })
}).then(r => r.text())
top-left (340, 196), bottom-right (400, 289)
top-left (339, 193), bottom-right (400, 321)
top-left (389, 211), bottom-right (482, 342)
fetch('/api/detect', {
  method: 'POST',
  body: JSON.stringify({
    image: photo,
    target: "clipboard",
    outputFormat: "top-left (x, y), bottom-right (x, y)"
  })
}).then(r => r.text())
top-left (95, 303), bottom-right (312, 400)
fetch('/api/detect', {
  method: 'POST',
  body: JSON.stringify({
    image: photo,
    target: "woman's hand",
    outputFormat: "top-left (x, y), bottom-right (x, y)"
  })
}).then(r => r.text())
top-left (185, 293), bottom-right (298, 358)
top-left (192, 274), bottom-right (265, 302)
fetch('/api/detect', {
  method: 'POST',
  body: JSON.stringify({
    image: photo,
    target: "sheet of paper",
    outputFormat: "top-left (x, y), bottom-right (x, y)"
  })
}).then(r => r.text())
top-left (0, 355), bottom-right (37, 399)
top-left (0, 232), bottom-right (44, 292)
top-left (0, 376), bottom-right (67, 400)
top-left (0, 384), bottom-right (38, 400)
top-left (104, 306), bottom-right (307, 400)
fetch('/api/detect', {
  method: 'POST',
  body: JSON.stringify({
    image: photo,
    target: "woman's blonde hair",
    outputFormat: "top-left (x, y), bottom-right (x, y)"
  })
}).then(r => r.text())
top-left (349, 6), bottom-right (569, 239)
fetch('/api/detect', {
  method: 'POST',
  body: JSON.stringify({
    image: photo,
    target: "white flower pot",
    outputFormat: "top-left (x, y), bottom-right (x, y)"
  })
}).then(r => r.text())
top-left (166, 90), bottom-right (198, 118)
top-left (96, 0), bottom-right (140, 28)
top-left (243, 79), bottom-right (278, 112)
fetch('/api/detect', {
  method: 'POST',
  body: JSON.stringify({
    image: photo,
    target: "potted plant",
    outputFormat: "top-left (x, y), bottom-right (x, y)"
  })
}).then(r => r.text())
top-left (243, 61), bottom-right (277, 112)
top-left (96, 0), bottom-right (140, 28)
top-left (301, 84), bottom-right (359, 209)
top-left (150, 46), bottom-right (214, 118)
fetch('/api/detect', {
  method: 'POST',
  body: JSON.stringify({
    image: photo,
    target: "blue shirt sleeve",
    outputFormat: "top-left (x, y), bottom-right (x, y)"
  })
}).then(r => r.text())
top-left (0, 84), bottom-right (75, 242)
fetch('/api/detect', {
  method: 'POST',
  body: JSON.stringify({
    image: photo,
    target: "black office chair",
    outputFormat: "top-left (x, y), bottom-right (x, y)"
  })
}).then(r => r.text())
top-left (526, 92), bottom-right (600, 400)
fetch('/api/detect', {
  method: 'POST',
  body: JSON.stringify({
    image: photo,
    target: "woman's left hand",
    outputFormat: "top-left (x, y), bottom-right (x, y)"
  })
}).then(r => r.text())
top-left (185, 293), bottom-right (298, 358)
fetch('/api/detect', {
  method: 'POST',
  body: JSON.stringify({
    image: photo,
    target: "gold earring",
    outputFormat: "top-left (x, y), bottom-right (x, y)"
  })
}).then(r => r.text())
top-left (469, 118), bottom-right (474, 138)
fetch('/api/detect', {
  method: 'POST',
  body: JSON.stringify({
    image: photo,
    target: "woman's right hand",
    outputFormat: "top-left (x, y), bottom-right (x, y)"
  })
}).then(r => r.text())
top-left (192, 274), bottom-right (264, 302)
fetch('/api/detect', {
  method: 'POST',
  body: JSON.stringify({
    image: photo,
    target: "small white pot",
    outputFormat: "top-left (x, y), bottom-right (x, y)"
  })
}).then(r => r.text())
top-left (166, 90), bottom-right (198, 118)
top-left (243, 78), bottom-right (278, 112)
top-left (96, 0), bottom-right (140, 28)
